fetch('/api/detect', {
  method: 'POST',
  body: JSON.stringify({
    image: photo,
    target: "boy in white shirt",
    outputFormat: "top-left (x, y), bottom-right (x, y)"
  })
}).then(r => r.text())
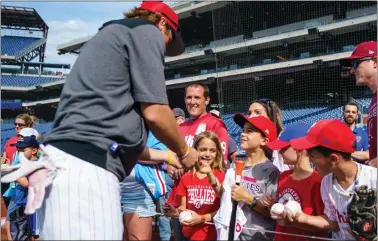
top-left (278, 119), bottom-right (376, 240)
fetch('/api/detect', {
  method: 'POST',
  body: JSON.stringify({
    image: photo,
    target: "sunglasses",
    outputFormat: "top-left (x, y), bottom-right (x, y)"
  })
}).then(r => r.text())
top-left (352, 57), bottom-right (373, 69)
top-left (253, 98), bottom-right (277, 125)
top-left (14, 123), bottom-right (26, 127)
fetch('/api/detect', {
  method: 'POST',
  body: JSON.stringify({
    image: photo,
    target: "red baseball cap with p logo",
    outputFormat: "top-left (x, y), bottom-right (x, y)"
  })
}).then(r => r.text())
top-left (290, 119), bottom-right (355, 153)
top-left (138, 1), bottom-right (185, 57)
top-left (339, 41), bottom-right (377, 67)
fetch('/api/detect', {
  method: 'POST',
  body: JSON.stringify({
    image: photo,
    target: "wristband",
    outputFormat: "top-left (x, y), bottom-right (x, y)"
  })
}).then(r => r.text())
top-left (178, 145), bottom-right (190, 160)
top-left (249, 197), bottom-right (258, 210)
top-left (167, 150), bottom-right (173, 165)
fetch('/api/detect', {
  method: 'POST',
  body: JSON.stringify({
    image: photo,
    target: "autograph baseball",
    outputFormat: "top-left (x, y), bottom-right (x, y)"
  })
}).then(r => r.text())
top-left (270, 203), bottom-right (285, 216)
top-left (284, 200), bottom-right (302, 216)
top-left (179, 210), bottom-right (193, 223)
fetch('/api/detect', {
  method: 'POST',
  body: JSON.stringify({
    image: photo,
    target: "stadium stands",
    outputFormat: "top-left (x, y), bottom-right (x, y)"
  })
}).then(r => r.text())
top-left (1, 97), bottom-right (371, 152)
top-left (1, 75), bottom-right (64, 87)
top-left (1, 36), bottom-right (43, 56)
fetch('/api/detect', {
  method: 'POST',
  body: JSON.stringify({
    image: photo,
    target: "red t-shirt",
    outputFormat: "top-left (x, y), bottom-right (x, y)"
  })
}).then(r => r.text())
top-left (274, 170), bottom-right (328, 241)
top-left (168, 113), bottom-right (229, 207)
top-left (368, 92), bottom-right (377, 160)
top-left (176, 170), bottom-right (225, 241)
top-left (3, 136), bottom-right (19, 164)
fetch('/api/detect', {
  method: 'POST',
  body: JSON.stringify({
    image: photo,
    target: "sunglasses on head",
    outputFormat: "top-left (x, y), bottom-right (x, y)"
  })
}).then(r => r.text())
top-left (253, 98), bottom-right (277, 125)
top-left (352, 57), bottom-right (373, 69)
top-left (14, 123), bottom-right (26, 127)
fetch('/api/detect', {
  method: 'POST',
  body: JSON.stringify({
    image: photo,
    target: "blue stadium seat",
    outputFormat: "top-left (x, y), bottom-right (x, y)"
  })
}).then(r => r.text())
top-left (1, 36), bottom-right (42, 56)
top-left (1, 75), bottom-right (65, 87)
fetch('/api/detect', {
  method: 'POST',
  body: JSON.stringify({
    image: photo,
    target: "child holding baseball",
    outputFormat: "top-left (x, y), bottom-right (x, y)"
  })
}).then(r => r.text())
top-left (163, 131), bottom-right (226, 241)
top-left (276, 119), bottom-right (377, 240)
top-left (206, 114), bottom-right (280, 241)
top-left (265, 123), bottom-right (328, 241)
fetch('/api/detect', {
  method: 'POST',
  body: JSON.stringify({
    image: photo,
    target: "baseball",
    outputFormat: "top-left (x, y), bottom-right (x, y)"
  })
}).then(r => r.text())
top-left (284, 200), bottom-right (302, 216)
top-left (179, 210), bottom-right (192, 223)
top-left (270, 203), bottom-right (285, 216)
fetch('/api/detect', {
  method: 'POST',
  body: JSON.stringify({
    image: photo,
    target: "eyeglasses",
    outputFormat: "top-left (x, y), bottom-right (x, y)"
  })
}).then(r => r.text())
top-left (352, 57), bottom-right (373, 69)
top-left (14, 123), bottom-right (26, 127)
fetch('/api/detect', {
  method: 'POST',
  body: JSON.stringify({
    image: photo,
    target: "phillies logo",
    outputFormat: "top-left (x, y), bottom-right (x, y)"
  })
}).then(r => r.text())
top-left (194, 199), bottom-right (204, 209)
top-left (356, 136), bottom-right (361, 143)
top-left (362, 221), bottom-right (372, 232)
top-left (236, 222), bottom-right (242, 233)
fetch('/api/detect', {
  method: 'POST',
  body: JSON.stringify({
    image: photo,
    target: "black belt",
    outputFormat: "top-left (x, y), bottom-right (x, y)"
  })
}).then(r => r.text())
top-left (45, 140), bottom-right (107, 169)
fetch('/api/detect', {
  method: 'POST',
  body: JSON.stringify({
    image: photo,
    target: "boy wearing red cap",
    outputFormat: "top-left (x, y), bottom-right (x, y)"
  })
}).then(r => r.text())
top-left (266, 123), bottom-right (328, 241)
top-left (215, 114), bottom-right (280, 241)
top-left (340, 41), bottom-right (377, 167)
top-left (278, 119), bottom-right (377, 240)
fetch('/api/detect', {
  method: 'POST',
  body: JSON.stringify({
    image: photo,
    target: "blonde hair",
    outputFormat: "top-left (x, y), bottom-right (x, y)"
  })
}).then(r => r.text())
top-left (193, 131), bottom-right (225, 172)
top-left (16, 114), bottom-right (33, 128)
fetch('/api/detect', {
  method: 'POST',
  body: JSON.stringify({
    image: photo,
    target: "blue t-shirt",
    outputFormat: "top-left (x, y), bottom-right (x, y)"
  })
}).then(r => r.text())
top-left (14, 180), bottom-right (28, 206)
top-left (353, 126), bottom-right (369, 151)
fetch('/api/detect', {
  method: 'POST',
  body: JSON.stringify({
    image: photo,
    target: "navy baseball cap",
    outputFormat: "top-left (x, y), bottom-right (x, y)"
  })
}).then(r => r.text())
top-left (267, 122), bottom-right (310, 150)
top-left (10, 135), bottom-right (39, 148)
top-left (173, 107), bottom-right (185, 118)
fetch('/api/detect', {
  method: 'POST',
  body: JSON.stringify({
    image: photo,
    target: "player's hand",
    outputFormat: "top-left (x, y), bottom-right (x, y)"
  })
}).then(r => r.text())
top-left (197, 160), bottom-right (212, 174)
top-left (162, 202), bottom-right (179, 217)
top-left (180, 210), bottom-right (202, 226)
top-left (179, 147), bottom-right (199, 168)
top-left (167, 151), bottom-right (183, 169)
top-left (231, 185), bottom-right (251, 204)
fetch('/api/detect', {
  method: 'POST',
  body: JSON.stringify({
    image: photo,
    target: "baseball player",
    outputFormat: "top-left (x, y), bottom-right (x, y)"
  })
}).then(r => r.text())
top-left (278, 119), bottom-right (377, 240)
top-left (166, 83), bottom-right (229, 241)
top-left (339, 41), bottom-right (377, 167)
top-left (1, 2), bottom-right (199, 240)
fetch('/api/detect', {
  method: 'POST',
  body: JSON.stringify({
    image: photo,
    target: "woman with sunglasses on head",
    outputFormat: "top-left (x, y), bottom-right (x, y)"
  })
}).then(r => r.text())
top-left (247, 99), bottom-right (292, 172)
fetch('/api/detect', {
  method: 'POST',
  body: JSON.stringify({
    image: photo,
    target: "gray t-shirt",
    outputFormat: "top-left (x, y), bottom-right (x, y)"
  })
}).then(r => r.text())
top-left (234, 160), bottom-right (280, 241)
top-left (44, 18), bottom-right (168, 181)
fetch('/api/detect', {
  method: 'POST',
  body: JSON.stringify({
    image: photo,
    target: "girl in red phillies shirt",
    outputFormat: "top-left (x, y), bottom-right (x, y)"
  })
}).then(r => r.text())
top-left (265, 123), bottom-right (328, 241)
top-left (164, 131), bottom-right (225, 241)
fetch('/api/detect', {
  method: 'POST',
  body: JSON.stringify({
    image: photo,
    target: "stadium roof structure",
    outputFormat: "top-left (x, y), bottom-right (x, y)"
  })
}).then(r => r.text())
top-left (1, 5), bottom-right (48, 31)
top-left (1, 5), bottom-right (49, 64)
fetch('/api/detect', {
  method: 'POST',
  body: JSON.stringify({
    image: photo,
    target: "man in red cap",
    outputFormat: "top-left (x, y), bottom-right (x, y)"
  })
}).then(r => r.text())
top-left (7, 2), bottom-right (198, 240)
top-left (273, 119), bottom-right (376, 240)
top-left (339, 41), bottom-right (377, 167)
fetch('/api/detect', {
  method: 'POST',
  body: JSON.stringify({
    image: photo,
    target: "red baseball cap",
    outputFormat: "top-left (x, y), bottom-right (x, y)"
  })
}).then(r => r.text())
top-left (138, 1), bottom-right (185, 57)
top-left (339, 41), bottom-right (377, 67)
top-left (290, 119), bottom-right (355, 153)
top-left (233, 114), bottom-right (278, 142)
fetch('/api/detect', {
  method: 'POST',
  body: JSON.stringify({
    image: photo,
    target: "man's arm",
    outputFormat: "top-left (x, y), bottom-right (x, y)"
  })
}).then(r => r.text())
top-left (294, 213), bottom-right (339, 232)
top-left (352, 151), bottom-right (369, 162)
top-left (141, 103), bottom-right (187, 156)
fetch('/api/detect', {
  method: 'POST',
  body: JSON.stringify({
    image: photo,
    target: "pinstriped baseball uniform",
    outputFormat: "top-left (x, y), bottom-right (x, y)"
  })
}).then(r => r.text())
top-left (321, 163), bottom-right (376, 240)
top-left (37, 145), bottom-right (123, 240)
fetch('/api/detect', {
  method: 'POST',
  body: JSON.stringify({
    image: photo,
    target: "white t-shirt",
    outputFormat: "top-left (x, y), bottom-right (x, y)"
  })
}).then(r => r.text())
top-left (321, 163), bottom-right (377, 240)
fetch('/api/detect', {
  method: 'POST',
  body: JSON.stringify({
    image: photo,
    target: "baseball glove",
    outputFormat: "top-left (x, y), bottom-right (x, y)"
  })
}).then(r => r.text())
top-left (348, 185), bottom-right (377, 241)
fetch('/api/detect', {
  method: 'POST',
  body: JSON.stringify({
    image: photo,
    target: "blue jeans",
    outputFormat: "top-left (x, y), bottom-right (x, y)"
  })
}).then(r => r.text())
top-left (159, 172), bottom-right (174, 241)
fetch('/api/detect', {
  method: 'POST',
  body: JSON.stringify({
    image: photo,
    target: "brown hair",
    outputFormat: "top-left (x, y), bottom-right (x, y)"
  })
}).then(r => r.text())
top-left (124, 7), bottom-right (162, 24)
top-left (250, 100), bottom-right (283, 133)
top-left (16, 114), bottom-right (34, 128)
top-left (185, 83), bottom-right (210, 99)
top-left (193, 131), bottom-right (225, 172)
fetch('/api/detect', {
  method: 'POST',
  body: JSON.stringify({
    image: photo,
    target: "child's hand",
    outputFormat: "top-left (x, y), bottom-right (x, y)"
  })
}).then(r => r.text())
top-left (231, 185), bottom-right (251, 204)
top-left (162, 202), bottom-right (179, 217)
top-left (180, 210), bottom-right (202, 226)
top-left (259, 194), bottom-right (276, 208)
top-left (197, 160), bottom-right (212, 174)
top-left (276, 210), bottom-right (303, 227)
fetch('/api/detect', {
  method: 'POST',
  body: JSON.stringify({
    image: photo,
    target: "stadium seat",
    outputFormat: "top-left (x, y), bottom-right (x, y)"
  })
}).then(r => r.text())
top-left (1, 36), bottom-right (42, 56)
top-left (1, 75), bottom-right (64, 87)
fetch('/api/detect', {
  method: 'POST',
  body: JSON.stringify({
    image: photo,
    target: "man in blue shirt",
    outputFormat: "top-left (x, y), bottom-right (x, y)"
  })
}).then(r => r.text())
top-left (342, 102), bottom-right (369, 163)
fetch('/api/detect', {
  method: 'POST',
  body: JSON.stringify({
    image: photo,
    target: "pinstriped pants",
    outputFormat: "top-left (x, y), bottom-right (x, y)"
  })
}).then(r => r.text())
top-left (37, 145), bottom-right (123, 240)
